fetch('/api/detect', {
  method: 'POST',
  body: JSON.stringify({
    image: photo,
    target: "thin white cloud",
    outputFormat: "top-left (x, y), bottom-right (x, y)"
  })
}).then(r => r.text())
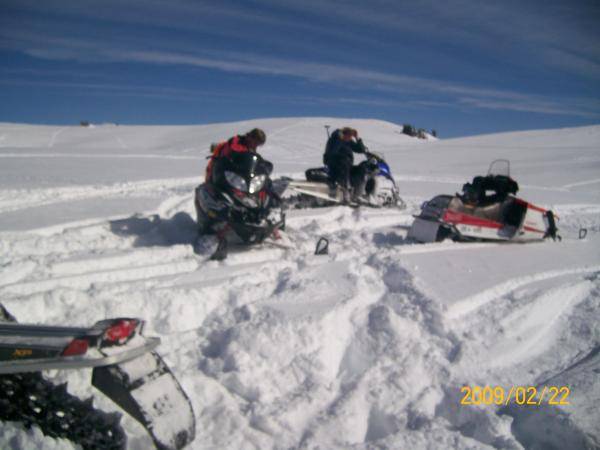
top-left (3, 29), bottom-right (597, 119)
top-left (459, 97), bottom-right (600, 118)
top-left (2, 1), bottom-right (598, 119)
top-left (0, 77), bottom-right (450, 110)
top-left (0, 79), bottom-right (232, 101)
top-left (4, 0), bottom-right (599, 81)
top-left (117, 49), bottom-right (591, 111)
top-left (0, 0), bottom-right (382, 56)
top-left (252, 0), bottom-right (600, 79)
top-left (542, 48), bottom-right (600, 79)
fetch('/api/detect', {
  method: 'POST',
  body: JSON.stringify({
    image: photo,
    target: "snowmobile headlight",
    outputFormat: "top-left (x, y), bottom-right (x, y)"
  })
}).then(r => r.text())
top-left (225, 171), bottom-right (248, 192)
top-left (240, 196), bottom-right (258, 208)
top-left (248, 174), bottom-right (266, 194)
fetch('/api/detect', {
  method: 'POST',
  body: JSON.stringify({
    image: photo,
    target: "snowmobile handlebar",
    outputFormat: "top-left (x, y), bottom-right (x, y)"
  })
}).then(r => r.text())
top-left (365, 151), bottom-right (383, 162)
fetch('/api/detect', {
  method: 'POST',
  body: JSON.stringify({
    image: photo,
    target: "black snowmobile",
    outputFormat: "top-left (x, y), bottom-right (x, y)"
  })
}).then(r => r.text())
top-left (194, 151), bottom-right (287, 260)
top-left (275, 152), bottom-right (404, 209)
top-left (0, 303), bottom-right (195, 450)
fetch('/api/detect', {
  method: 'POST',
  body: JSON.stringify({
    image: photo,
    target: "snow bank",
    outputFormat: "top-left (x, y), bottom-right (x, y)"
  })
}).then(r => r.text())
top-left (0, 119), bottom-right (599, 449)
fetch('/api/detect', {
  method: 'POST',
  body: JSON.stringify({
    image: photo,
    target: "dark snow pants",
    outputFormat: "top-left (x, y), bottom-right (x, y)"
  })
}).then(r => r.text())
top-left (325, 150), bottom-right (353, 190)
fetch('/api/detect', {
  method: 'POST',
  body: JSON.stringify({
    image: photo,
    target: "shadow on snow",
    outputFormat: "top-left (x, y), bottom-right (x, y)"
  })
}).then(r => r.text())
top-left (109, 212), bottom-right (198, 248)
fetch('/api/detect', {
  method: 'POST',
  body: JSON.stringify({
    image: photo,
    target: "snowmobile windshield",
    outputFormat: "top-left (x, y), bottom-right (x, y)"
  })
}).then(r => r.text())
top-left (377, 161), bottom-right (393, 181)
top-left (487, 159), bottom-right (510, 177)
top-left (220, 151), bottom-right (272, 195)
top-left (227, 152), bottom-right (271, 178)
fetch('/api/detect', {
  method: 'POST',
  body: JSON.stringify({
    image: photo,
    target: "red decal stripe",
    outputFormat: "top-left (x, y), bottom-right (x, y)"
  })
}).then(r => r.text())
top-left (514, 197), bottom-right (547, 214)
top-left (443, 210), bottom-right (503, 229)
top-left (523, 225), bottom-right (545, 234)
top-left (527, 203), bottom-right (547, 213)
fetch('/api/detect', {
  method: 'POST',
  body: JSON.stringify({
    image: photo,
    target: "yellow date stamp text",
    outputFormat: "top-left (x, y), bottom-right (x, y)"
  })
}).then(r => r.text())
top-left (460, 385), bottom-right (570, 406)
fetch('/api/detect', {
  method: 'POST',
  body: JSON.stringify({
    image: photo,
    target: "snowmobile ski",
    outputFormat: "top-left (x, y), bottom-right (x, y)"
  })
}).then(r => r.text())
top-left (315, 237), bottom-right (329, 255)
top-left (196, 228), bottom-right (295, 260)
top-left (92, 350), bottom-right (196, 450)
top-left (210, 237), bottom-right (228, 261)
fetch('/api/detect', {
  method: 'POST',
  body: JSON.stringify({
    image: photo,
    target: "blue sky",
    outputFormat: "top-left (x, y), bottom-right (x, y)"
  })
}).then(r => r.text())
top-left (1, 0), bottom-right (599, 137)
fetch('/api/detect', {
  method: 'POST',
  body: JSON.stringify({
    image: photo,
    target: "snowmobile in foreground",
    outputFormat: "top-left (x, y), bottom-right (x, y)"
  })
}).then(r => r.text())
top-left (194, 151), bottom-right (287, 260)
top-left (408, 160), bottom-right (559, 243)
top-left (0, 303), bottom-right (195, 450)
top-left (276, 152), bottom-right (405, 209)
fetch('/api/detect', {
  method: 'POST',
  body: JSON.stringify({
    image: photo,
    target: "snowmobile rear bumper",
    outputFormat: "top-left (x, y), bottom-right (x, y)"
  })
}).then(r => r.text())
top-left (0, 337), bottom-right (160, 374)
top-left (0, 306), bottom-right (197, 450)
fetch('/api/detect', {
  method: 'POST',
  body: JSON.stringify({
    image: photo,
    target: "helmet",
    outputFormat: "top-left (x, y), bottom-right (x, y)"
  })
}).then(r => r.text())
top-left (245, 128), bottom-right (266, 146)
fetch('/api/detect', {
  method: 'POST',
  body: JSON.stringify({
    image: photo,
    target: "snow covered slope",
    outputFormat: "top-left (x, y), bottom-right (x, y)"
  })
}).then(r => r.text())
top-left (0, 119), bottom-right (599, 449)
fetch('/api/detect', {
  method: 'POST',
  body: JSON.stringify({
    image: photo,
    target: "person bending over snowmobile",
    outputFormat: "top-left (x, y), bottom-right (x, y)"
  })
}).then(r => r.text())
top-left (205, 128), bottom-right (269, 186)
top-left (195, 128), bottom-right (283, 260)
top-left (323, 127), bottom-right (367, 202)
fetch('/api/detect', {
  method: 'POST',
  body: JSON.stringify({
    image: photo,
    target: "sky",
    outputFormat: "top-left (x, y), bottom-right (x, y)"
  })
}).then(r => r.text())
top-left (1, 0), bottom-right (599, 137)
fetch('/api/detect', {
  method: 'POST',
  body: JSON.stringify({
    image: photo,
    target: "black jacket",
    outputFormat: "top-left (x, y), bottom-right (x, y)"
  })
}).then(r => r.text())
top-left (323, 129), bottom-right (366, 165)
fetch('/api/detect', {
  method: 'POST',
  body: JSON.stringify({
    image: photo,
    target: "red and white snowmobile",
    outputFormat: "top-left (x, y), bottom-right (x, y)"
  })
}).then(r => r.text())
top-left (408, 160), bottom-right (560, 243)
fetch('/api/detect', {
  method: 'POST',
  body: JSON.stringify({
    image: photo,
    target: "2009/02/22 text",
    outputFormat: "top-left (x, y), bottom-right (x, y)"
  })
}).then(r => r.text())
top-left (460, 386), bottom-right (570, 406)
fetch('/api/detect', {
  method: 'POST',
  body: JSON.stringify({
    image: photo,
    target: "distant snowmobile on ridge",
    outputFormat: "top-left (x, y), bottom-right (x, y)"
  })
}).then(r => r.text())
top-left (408, 160), bottom-right (559, 243)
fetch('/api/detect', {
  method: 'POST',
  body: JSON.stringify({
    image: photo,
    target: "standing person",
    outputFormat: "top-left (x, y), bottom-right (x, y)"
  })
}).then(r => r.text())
top-left (205, 128), bottom-right (267, 186)
top-left (323, 127), bottom-right (367, 202)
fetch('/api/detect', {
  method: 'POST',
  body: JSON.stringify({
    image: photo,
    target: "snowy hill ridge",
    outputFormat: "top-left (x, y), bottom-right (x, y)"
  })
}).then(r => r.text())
top-left (0, 118), bottom-right (413, 150)
top-left (0, 119), bottom-right (599, 449)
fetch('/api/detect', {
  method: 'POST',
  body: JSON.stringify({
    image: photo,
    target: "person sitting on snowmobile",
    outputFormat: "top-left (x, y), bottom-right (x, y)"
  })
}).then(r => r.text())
top-left (323, 127), bottom-right (367, 202)
top-left (205, 128), bottom-right (269, 187)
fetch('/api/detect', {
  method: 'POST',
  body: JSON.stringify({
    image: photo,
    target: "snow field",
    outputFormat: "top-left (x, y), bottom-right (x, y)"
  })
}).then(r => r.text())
top-left (0, 119), bottom-right (599, 449)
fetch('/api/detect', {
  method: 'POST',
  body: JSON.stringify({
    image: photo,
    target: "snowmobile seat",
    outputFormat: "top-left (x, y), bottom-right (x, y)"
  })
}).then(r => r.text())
top-left (305, 167), bottom-right (330, 183)
top-left (448, 197), bottom-right (504, 223)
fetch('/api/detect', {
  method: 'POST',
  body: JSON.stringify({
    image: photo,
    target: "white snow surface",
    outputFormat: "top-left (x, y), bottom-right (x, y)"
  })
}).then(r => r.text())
top-left (0, 118), bottom-right (599, 450)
